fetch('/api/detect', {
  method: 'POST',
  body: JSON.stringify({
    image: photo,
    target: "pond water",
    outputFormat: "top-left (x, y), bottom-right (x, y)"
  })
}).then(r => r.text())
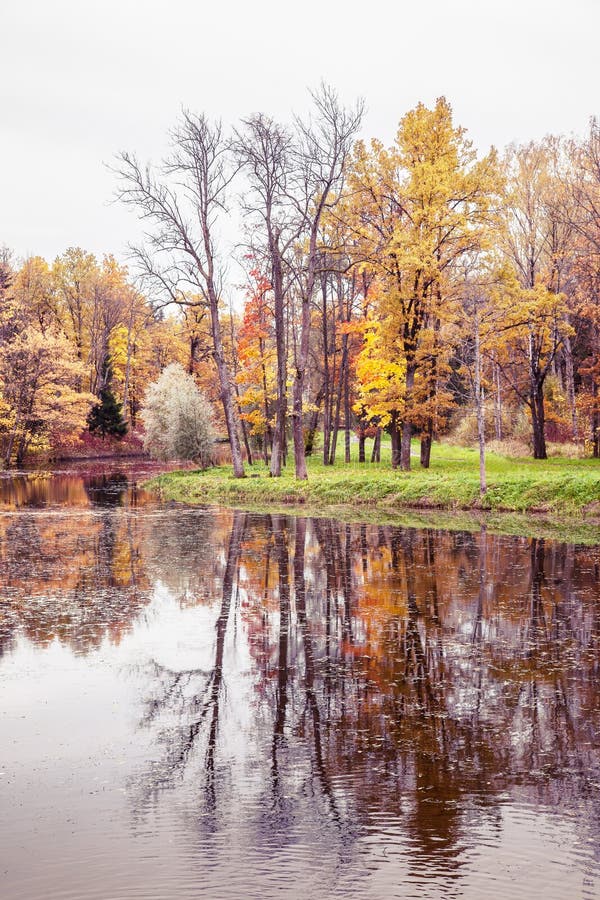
top-left (0, 463), bottom-right (599, 900)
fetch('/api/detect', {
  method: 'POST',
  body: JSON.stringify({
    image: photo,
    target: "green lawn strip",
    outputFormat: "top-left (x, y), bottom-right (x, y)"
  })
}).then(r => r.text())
top-left (145, 442), bottom-right (600, 544)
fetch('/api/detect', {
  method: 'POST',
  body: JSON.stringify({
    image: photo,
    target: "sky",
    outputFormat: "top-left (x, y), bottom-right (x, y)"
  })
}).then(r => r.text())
top-left (2, 0), bottom-right (599, 268)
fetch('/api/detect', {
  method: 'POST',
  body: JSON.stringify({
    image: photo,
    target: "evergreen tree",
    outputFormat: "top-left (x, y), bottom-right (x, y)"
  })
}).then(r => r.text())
top-left (87, 387), bottom-right (128, 438)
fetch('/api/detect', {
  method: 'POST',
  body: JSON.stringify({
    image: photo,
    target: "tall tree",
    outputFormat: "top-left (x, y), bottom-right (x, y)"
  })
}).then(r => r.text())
top-left (289, 84), bottom-right (363, 479)
top-left (500, 140), bottom-right (575, 458)
top-left (115, 112), bottom-right (246, 477)
top-left (344, 97), bottom-right (498, 469)
top-left (235, 115), bottom-right (296, 477)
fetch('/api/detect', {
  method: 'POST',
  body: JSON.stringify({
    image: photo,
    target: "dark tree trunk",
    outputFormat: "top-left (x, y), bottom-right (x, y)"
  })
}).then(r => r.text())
top-left (563, 332), bottom-right (577, 439)
top-left (358, 431), bottom-right (366, 463)
top-left (321, 277), bottom-right (332, 466)
top-left (400, 420), bottom-right (412, 470)
top-left (208, 286), bottom-right (245, 478)
top-left (239, 414), bottom-right (253, 466)
top-left (292, 289), bottom-right (311, 479)
top-left (592, 378), bottom-right (599, 458)
top-left (371, 428), bottom-right (381, 463)
top-left (270, 251), bottom-right (287, 478)
top-left (531, 380), bottom-right (547, 460)
top-left (15, 440), bottom-right (27, 469)
top-left (420, 433), bottom-right (432, 468)
top-left (229, 306), bottom-right (255, 466)
top-left (344, 356), bottom-right (351, 464)
top-left (233, 380), bottom-right (253, 466)
top-left (493, 357), bottom-right (503, 441)
top-left (400, 363), bottom-right (416, 471)
top-left (390, 413), bottom-right (402, 469)
top-left (420, 318), bottom-right (437, 470)
top-left (328, 334), bottom-right (348, 466)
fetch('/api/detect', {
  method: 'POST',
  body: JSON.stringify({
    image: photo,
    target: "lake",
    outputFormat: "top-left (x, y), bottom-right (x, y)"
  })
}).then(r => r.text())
top-left (0, 462), bottom-right (599, 899)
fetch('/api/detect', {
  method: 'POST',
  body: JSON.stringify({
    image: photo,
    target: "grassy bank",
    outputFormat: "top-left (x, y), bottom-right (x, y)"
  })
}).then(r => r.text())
top-left (146, 442), bottom-right (600, 543)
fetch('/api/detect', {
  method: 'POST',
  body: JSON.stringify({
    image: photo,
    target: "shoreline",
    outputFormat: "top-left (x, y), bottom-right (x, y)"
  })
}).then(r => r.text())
top-left (146, 459), bottom-right (600, 545)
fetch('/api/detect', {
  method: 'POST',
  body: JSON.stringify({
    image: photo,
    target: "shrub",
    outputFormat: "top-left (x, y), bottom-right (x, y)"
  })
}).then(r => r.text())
top-left (141, 363), bottom-right (215, 466)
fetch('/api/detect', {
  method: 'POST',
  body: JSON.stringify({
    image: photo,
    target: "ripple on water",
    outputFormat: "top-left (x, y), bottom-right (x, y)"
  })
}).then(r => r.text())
top-left (0, 465), bottom-right (599, 899)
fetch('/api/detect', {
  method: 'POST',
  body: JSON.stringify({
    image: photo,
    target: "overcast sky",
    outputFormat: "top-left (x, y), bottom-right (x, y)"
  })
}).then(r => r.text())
top-left (2, 0), bottom-right (599, 267)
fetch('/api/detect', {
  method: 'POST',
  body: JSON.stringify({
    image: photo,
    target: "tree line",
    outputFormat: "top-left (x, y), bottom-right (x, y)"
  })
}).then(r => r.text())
top-left (0, 248), bottom-right (220, 465)
top-left (115, 87), bottom-right (600, 483)
top-left (3, 88), bottom-right (600, 475)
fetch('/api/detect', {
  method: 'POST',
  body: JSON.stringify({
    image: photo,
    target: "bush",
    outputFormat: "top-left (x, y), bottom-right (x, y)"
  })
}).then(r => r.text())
top-left (141, 363), bottom-right (215, 466)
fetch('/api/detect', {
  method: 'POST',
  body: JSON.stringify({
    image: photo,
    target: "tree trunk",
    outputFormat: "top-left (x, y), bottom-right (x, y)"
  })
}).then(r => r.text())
top-left (420, 434), bottom-right (432, 469)
top-left (531, 380), bottom-right (547, 460)
top-left (321, 277), bottom-right (332, 466)
top-left (259, 346), bottom-right (273, 466)
top-left (236, 389), bottom-right (253, 466)
top-left (4, 415), bottom-right (19, 467)
top-left (328, 335), bottom-right (348, 465)
top-left (390, 413), bottom-right (402, 469)
top-left (304, 415), bottom-right (318, 456)
top-left (358, 431), bottom-right (366, 463)
top-left (292, 290), bottom-right (311, 480)
top-left (493, 357), bottom-right (503, 441)
top-left (419, 317), bottom-right (438, 470)
top-left (371, 428), bottom-right (381, 463)
top-left (400, 419), bottom-right (412, 470)
top-left (592, 378), bottom-right (599, 458)
top-left (400, 364), bottom-right (415, 471)
top-left (15, 437), bottom-right (28, 468)
top-left (344, 356), bottom-right (351, 464)
top-left (208, 286), bottom-right (245, 478)
top-left (122, 309), bottom-right (134, 425)
top-left (474, 314), bottom-right (487, 495)
top-left (563, 333), bottom-right (578, 440)
top-left (270, 252), bottom-right (286, 478)
top-left (229, 306), bottom-right (253, 466)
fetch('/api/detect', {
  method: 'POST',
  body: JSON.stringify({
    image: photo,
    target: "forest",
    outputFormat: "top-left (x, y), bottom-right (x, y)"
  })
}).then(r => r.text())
top-left (2, 90), bottom-right (600, 483)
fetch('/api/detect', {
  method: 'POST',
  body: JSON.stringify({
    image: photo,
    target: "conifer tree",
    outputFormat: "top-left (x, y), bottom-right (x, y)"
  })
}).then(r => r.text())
top-left (87, 357), bottom-right (128, 438)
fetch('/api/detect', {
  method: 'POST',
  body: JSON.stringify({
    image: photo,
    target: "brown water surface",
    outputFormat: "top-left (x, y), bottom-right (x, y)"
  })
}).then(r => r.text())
top-left (0, 464), bottom-right (599, 899)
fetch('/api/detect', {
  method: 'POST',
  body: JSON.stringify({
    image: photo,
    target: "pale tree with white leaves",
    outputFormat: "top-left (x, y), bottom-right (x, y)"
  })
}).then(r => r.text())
top-left (142, 363), bottom-right (215, 466)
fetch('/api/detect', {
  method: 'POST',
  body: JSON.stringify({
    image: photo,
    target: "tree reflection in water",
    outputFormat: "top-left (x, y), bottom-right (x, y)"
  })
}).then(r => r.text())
top-left (2, 466), bottom-right (599, 888)
top-left (131, 512), bottom-right (600, 878)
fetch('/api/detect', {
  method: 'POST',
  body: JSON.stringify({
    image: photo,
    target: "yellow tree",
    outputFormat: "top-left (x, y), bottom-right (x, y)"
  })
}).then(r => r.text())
top-left (236, 270), bottom-right (277, 464)
top-left (11, 257), bottom-right (55, 329)
top-left (51, 248), bottom-right (98, 368)
top-left (0, 327), bottom-right (93, 465)
top-left (344, 97), bottom-right (498, 469)
top-left (353, 313), bottom-right (405, 466)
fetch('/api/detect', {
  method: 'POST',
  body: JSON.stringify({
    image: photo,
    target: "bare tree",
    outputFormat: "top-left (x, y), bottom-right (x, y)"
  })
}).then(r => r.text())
top-left (236, 86), bottom-right (362, 480)
top-left (234, 114), bottom-right (297, 477)
top-left (114, 112), bottom-right (245, 477)
top-left (289, 85), bottom-right (363, 479)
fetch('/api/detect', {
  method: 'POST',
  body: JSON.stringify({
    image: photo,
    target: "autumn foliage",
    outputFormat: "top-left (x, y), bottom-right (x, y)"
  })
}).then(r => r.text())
top-left (3, 95), bottom-right (600, 471)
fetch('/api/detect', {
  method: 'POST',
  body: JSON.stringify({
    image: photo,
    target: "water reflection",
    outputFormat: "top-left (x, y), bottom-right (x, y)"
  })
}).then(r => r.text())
top-left (0, 470), bottom-right (599, 899)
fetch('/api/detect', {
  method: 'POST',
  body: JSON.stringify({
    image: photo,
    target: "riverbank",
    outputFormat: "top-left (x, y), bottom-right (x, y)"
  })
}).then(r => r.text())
top-left (147, 443), bottom-right (600, 544)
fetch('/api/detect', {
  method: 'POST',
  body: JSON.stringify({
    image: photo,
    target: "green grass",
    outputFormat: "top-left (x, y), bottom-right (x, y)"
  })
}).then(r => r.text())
top-left (146, 440), bottom-right (600, 544)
